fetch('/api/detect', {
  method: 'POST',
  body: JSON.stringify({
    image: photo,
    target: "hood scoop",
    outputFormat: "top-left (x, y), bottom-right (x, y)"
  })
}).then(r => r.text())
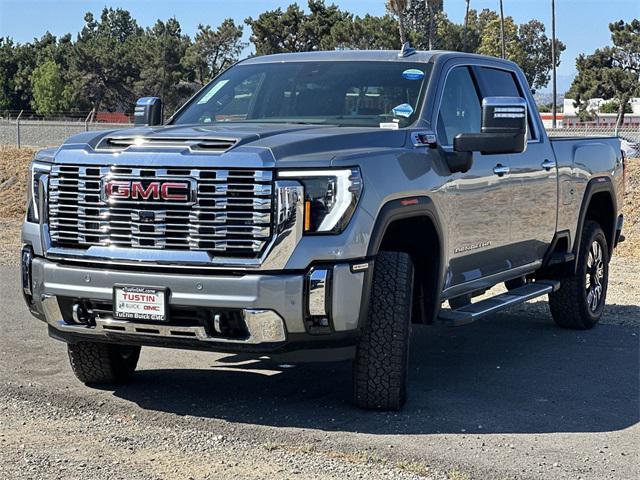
top-left (95, 136), bottom-right (237, 153)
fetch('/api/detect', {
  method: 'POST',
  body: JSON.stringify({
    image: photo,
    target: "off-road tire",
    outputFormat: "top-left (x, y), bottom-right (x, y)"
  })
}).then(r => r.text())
top-left (353, 251), bottom-right (414, 411)
top-left (549, 220), bottom-right (609, 329)
top-left (67, 342), bottom-right (141, 385)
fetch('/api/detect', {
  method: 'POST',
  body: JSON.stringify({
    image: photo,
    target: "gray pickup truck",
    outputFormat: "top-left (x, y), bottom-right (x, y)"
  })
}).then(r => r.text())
top-left (21, 48), bottom-right (625, 410)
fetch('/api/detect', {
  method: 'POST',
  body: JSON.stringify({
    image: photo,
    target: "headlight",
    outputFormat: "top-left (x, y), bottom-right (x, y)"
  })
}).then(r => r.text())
top-left (26, 162), bottom-right (51, 223)
top-left (278, 168), bottom-right (363, 234)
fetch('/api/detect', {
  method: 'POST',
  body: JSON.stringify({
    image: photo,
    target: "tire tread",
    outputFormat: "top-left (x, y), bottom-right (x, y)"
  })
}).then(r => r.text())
top-left (353, 251), bottom-right (413, 410)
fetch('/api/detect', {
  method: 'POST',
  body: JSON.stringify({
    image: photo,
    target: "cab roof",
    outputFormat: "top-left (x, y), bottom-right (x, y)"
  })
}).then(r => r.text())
top-left (240, 49), bottom-right (505, 65)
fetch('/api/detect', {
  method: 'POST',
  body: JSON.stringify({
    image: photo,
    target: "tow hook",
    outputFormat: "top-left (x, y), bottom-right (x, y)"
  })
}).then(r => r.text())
top-left (72, 303), bottom-right (92, 324)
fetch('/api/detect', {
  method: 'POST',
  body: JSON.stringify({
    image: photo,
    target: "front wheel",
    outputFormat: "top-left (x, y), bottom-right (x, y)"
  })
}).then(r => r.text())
top-left (67, 342), bottom-right (141, 385)
top-left (353, 251), bottom-right (414, 411)
top-left (549, 220), bottom-right (609, 329)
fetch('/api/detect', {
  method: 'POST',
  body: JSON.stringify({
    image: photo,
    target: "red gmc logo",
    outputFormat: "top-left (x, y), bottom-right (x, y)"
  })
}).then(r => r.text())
top-left (103, 180), bottom-right (193, 202)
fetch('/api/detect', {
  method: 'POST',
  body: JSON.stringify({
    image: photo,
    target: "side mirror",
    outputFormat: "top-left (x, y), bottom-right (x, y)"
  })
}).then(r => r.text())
top-left (454, 96), bottom-right (527, 155)
top-left (134, 97), bottom-right (163, 126)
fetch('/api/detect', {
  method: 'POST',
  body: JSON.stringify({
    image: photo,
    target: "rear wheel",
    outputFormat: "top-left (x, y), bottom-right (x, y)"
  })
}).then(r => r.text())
top-left (67, 342), bottom-right (141, 385)
top-left (549, 220), bottom-right (609, 329)
top-left (353, 251), bottom-right (413, 411)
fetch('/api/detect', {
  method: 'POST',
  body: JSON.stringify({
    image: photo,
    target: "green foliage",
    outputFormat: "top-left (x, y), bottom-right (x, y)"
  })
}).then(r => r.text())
top-left (183, 19), bottom-right (245, 86)
top-left (331, 14), bottom-right (400, 50)
top-left (245, 1), bottom-right (350, 55)
top-left (30, 60), bottom-right (72, 114)
top-left (568, 19), bottom-right (640, 125)
top-left (134, 18), bottom-right (192, 114)
top-left (0, 38), bottom-right (19, 110)
top-left (67, 8), bottom-right (143, 111)
top-left (599, 100), bottom-right (633, 114)
top-left (477, 16), bottom-right (565, 92)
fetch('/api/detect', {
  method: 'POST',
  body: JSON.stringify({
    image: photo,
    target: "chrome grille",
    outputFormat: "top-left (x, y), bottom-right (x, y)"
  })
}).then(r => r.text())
top-left (48, 165), bottom-right (273, 257)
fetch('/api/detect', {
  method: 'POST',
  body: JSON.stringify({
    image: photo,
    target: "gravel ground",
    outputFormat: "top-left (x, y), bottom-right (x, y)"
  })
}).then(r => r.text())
top-left (1, 393), bottom-right (438, 480)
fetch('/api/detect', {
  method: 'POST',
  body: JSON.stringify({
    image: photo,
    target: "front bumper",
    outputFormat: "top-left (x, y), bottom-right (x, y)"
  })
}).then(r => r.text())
top-left (25, 256), bottom-right (368, 354)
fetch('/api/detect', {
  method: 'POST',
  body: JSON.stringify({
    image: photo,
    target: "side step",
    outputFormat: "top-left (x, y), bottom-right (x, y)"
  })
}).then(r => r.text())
top-left (438, 280), bottom-right (560, 326)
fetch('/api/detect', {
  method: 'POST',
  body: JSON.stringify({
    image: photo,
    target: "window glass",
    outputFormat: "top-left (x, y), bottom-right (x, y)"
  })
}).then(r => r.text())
top-left (477, 67), bottom-right (535, 140)
top-left (437, 67), bottom-right (481, 145)
top-left (478, 67), bottom-right (520, 97)
top-left (173, 62), bottom-right (431, 128)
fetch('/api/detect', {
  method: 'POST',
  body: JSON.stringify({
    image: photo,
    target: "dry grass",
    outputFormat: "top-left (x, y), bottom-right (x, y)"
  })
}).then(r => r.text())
top-left (0, 146), bottom-right (37, 264)
top-left (617, 159), bottom-right (640, 258)
top-left (0, 146), bottom-right (36, 219)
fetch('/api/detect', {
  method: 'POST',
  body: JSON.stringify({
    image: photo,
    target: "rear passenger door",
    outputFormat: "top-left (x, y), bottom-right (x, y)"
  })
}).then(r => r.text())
top-left (473, 66), bottom-right (557, 267)
top-left (436, 66), bottom-right (513, 291)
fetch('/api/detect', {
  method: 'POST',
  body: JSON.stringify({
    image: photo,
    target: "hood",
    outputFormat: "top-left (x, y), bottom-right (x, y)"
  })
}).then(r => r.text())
top-left (54, 123), bottom-right (408, 168)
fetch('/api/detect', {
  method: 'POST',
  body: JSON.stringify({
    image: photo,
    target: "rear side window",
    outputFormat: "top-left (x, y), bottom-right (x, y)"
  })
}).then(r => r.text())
top-left (437, 67), bottom-right (481, 146)
top-left (477, 67), bottom-right (520, 97)
top-left (476, 67), bottom-right (535, 140)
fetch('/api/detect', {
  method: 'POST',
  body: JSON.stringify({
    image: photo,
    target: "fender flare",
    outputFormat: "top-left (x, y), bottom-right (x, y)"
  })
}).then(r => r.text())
top-left (365, 196), bottom-right (446, 322)
top-left (367, 196), bottom-right (445, 257)
top-left (572, 176), bottom-right (617, 270)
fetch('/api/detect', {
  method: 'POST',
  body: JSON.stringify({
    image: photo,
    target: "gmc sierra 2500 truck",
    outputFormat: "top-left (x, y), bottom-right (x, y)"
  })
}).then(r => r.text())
top-left (21, 48), bottom-right (625, 410)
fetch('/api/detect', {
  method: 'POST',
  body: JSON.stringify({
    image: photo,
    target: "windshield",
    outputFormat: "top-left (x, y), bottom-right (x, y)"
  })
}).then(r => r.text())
top-left (172, 61), bottom-right (431, 128)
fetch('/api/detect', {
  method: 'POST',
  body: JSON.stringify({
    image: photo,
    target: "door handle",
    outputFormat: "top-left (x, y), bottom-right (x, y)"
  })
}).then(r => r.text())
top-left (493, 164), bottom-right (510, 176)
top-left (541, 159), bottom-right (555, 171)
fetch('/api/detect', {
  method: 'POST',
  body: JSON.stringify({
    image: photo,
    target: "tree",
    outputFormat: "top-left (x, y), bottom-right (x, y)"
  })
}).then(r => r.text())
top-left (516, 20), bottom-right (565, 93)
top-left (331, 14), bottom-right (400, 50)
top-left (477, 16), bottom-right (565, 92)
top-left (182, 19), bottom-right (245, 87)
top-left (135, 18), bottom-right (192, 114)
top-left (568, 19), bottom-right (640, 128)
top-left (400, 0), bottom-right (444, 50)
top-left (30, 60), bottom-right (72, 114)
top-left (386, 0), bottom-right (408, 45)
top-left (245, 4), bottom-right (310, 55)
top-left (0, 38), bottom-right (19, 110)
top-left (436, 9), bottom-right (498, 53)
top-left (246, 1), bottom-right (401, 54)
top-left (304, 0), bottom-right (352, 50)
top-left (68, 8), bottom-right (143, 112)
top-left (599, 100), bottom-right (632, 114)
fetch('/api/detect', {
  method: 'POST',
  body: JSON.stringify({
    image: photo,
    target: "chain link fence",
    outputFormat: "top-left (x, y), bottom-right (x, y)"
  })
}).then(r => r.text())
top-left (0, 113), bottom-right (132, 148)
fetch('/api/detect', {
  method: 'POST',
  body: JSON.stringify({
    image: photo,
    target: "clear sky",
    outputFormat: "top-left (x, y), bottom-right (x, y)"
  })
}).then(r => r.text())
top-left (1, 0), bottom-right (638, 92)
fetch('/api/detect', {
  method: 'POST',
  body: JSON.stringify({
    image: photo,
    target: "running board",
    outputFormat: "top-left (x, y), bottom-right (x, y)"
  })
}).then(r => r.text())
top-left (438, 280), bottom-right (560, 326)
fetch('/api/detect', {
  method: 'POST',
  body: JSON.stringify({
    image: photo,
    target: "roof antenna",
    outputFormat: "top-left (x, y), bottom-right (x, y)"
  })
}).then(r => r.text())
top-left (398, 41), bottom-right (416, 58)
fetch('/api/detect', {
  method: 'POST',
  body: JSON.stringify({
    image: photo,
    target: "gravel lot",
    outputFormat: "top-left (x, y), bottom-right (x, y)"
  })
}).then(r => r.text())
top-left (0, 146), bottom-right (638, 479)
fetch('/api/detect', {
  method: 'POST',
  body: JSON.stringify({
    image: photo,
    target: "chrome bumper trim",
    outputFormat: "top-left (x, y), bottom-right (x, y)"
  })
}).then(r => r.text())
top-left (307, 268), bottom-right (329, 316)
top-left (42, 296), bottom-right (287, 344)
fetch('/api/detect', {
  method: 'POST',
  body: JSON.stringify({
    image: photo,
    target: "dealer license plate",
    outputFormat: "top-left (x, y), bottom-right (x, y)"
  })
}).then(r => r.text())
top-left (113, 286), bottom-right (168, 322)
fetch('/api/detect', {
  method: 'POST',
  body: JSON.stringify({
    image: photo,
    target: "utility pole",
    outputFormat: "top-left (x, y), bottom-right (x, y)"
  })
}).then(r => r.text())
top-left (551, 0), bottom-right (557, 128)
top-left (499, 0), bottom-right (506, 58)
top-left (462, 0), bottom-right (470, 51)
